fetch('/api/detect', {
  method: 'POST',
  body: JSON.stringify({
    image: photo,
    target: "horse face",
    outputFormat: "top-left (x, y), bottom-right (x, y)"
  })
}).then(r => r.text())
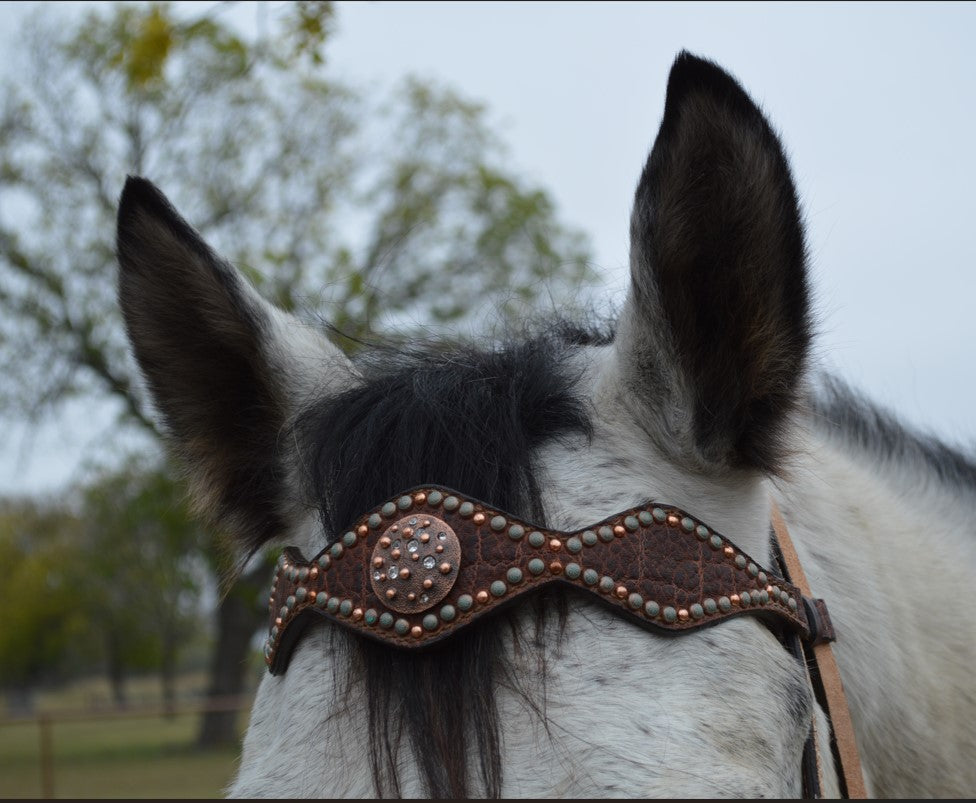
top-left (118, 52), bottom-right (832, 797)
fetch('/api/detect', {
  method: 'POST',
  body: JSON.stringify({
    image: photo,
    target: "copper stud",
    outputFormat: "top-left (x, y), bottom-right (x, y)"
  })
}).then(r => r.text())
top-left (678, 608), bottom-right (690, 622)
top-left (411, 625), bottom-right (423, 638)
top-left (352, 608), bottom-right (364, 621)
top-left (766, 584), bottom-right (774, 593)
top-left (549, 561), bottom-right (563, 574)
top-left (308, 591), bottom-right (317, 602)
top-left (423, 578), bottom-right (433, 590)
top-left (724, 546), bottom-right (735, 558)
top-left (386, 589), bottom-right (397, 600)
top-left (730, 594), bottom-right (741, 606)
top-left (400, 568), bottom-right (411, 580)
top-left (373, 557), bottom-right (385, 568)
top-left (391, 549), bottom-right (401, 560)
top-left (473, 512), bottom-right (486, 525)
top-left (357, 524), bottom-right (368, 537)
top-left (667, 514), bottom-right (680, 527)
top-left (379, 536), bottom-right (391, 549)
top-left (309, 567), bottom-right (319, 579)
top-left (439, 562), bottom-right (452, 575)
top-left (403, 527), bottom-right (414, 537)
top-left (411, 553), bottom-right (420, 562)
top-left (414, 493), bottom-right (427, 505)
top-left (391, 525), bottom-right (399, 533)
top-left (476, 590), bottom-right (489, 604)
top-left (420, 533), bottom-right (430, 543)
top-left (422, 519), bottom-right (431, 527)
top-left (549, 539), bottom-right (562, 552)
top-left (379, 573), bottom-right (387, 581)
top-left (615, 585), bottom-right (628, 599)
top-left (613, 525), bottom-right (625, 537)
top-left (407, 592), bottom-right (416, 601)
top-left (435, 544), bottom-right (444, 553)
top-left (275, 617), bottom-right (282, 626)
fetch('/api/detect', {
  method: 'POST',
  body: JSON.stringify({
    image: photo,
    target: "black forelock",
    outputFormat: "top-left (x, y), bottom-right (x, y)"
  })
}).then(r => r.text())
top-left (292, 327), bottom-right (593, 799)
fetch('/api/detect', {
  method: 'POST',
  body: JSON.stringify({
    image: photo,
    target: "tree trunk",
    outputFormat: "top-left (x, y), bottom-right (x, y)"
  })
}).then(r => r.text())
top-left (106, 629), bottom-right (127, 708)
top-left (196, 564), bottom-right (265, 748)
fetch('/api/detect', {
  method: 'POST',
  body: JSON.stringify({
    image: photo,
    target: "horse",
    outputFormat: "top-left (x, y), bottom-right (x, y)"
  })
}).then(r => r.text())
top-left (115, 52), bottom-right (976, 798)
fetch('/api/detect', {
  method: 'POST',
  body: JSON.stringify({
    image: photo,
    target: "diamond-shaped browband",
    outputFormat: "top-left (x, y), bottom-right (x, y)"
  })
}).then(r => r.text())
top-left (264, 486), bottom-right (828, 675)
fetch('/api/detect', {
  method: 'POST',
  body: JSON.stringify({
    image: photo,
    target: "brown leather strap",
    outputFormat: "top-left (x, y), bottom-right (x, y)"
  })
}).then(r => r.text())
top-left (771, 502), bottom-right (867, 799)
top-left (265, 486), bottom-right (813, 673)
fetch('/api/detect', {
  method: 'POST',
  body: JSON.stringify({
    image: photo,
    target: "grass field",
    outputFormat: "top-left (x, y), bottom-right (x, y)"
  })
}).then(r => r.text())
top-left (0, 674), bottom-right (256, 799)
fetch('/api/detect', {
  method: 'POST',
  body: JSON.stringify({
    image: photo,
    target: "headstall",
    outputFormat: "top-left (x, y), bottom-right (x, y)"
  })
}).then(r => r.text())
top-left (263, 485), bottom-right (865, 798)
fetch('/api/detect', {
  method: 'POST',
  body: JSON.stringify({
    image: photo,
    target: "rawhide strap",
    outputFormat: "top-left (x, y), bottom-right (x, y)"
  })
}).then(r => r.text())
top-left (264, 486), bottom-right (835, 674)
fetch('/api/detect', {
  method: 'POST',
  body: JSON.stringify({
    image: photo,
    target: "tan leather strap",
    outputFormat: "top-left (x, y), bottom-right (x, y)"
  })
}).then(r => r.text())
top-left (265, 486), bottom-right (816, 673)
top-left (771, 502), bottom-right (867, 799)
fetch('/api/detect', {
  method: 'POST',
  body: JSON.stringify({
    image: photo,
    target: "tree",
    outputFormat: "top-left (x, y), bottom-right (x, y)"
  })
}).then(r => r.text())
top-left (0, 2), bottom-right (596, 745)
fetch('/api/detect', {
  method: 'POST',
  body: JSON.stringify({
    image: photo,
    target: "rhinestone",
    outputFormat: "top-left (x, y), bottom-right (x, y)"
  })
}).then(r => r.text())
top-left (407, 540), bottom-right (419, 553)
top-left (388, 565), bottom-right (399, 579)
top-left (490, 581), bottom-right (507, 597)
top-left (437, 531), bottom-right (447, 541)
top-left (528, 558), bottom-right (545, 575)
top-left (409, 517), bottom-right (418, 526)
top-left (392, 539), bottom-right (402, 549)
top-left (490, 515), bottom-right (507, 531)
top-left (420, 593), bottom-right (429, 604)
top-left (423, 556), bottom-right (436, 569)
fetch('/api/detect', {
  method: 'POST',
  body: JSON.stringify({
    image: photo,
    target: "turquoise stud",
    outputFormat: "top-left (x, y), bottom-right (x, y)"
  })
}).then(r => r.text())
top-left (644, 600), bottom-right (660, 618)
top-left (440, 604), bottom-right (456, 622)
top-left (295, 587), bottom-right (307, 603)
top-left (315, 593), bottom-right (328, 608)
top-left (490, 516), bottom-right (506, 532)
top-left (506, 568), bottom-right (523, 584)
top-left (397, 495), bottom-right (413, 511)
top-left (382, 502), bottom-right (397, 517)
top-left (427, 491), bottom-right (443, 506)
top-left (652, 508), bottom-right (666, 523)
top-left (740, 591), bottom-right (752, 606)
top-left (490, 580), bottom-right (507, 597)
top-left (368, 513), bottom-right (382, 529)
top-left (695, 524), bottom-right (709, 540)
top-left (598, 576), bottom-right (614, 593)
top-left (326, 597), bottom-right (340, 614)
top-left (639, 511), bottom-right (654, 526)
top-left (704, 598), bottom-right (717, 614)
top-left (758, 571), bottom-right (768, 586)
top-left (624, 516), bottom-right (639, 532)
top-left (379, 612), bottom-right (394, 629)
top-left (286, 595), bottom-right (296, 609)
top-left (364, 609), bottom-right (379, 626)
top-left (443, 496), bottom-right (460, 511)
top-left (787, 597), bottom-right (797, 611)
top-left (528, 531), bottom-right (545, 548)
top-left (457, 594), bottom-right (474, 611)
top-left (583, 569), bottom-right (598, 585)
top-left (565, 562), bottom-right (581, 580)
top-left (718, 596), bottom-right (732, 612)
top-left (459, 502), bottom-right (474, 517)
top-left (628, 593), bottom-right (643, 610)
top-left (735, 555), bottom-right (747, 569)
top-left (339, 599), bottom-right (353, 616)
top-left (317, 555), bottom-right (331, 570)
top-left (528, 558), bottom-right (545, 575)
top-left (330, 543), bottom-right (343, 559)
top-left (709, 535), bottom-right (722, 550)
top-left (394, 618), bottom-right (409, 635)
top-left (342, 531), bottom-right (357, 547)
top-left (582, 530), bottom-right (598, 547)
top-left (422, 614), bottom-right (438, 631)
top-left (663, 606), bottom-right (678, 623)
top-left (508, 525), bottom-right (525, 541)
top-left (598, 526), bottom-right (614, 543)
top-left (565, 536), bottom-right (582, 553)
top-left (681, 517), bottom-right (695, 533)
top-left (690, 603), bottom-right (704, 619)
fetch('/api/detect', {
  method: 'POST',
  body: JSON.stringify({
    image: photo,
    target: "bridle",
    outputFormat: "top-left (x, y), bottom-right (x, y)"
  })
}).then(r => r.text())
top-left (264, 486), bottom-right (866, 798)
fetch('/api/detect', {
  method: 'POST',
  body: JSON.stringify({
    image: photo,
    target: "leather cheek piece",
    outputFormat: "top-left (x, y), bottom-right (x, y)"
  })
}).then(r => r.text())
top-left (263, 486), bottom-right (826, 675)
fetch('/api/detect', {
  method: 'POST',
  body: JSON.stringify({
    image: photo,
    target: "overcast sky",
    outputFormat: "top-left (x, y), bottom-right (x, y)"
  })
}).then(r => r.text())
top-left (1, 1), bottom-right (974, 495)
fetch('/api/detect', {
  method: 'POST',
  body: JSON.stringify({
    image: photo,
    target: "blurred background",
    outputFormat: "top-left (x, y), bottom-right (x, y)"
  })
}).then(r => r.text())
top-left (0, 1), bottom-right (973, 797)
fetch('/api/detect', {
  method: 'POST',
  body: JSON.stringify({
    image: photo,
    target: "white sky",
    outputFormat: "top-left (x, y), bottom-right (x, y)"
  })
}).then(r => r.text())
top-left (1, 1), bottom-right (975, 495)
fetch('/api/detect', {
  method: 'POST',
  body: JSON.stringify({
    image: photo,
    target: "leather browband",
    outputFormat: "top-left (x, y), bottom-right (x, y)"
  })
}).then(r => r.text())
top-left (263, 486), bottom-right (835, 675)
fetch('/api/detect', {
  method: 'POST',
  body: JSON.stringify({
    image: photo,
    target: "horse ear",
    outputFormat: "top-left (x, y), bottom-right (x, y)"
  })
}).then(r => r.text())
top-left (117, 177), bottom-right (352, 552)
top-left (614, 52), bottom-right (811, 474)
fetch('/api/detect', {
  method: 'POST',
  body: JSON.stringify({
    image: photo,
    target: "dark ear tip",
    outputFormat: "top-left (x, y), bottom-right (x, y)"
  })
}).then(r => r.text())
top-left (117, 176), bottom-right (169, 229)
top-left (664, 51), bottom-right (758, 120)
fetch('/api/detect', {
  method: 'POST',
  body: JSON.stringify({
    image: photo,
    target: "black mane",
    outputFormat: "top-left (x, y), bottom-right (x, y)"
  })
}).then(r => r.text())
top-left (294, 328), bottom-right (594, 798)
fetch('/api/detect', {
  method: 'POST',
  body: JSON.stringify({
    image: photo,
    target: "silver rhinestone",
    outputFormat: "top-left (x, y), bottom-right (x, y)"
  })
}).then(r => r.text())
top-left (423, 556), bottom-right (436, 569)
top-left (373, 570), bottom-right (382, 581)
top-left (388, 565), bottom-right (399, 579)
top-left (437, 531), bottom-right (447, 541)
top-left (407, 540), bottom-right (419, 553)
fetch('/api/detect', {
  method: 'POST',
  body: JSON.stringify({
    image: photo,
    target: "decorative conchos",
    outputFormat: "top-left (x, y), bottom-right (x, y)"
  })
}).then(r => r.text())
top-left (369, 514), bottom-right (460, 614)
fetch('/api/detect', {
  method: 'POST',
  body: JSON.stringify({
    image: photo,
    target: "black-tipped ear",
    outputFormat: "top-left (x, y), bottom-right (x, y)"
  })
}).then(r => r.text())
top-left (617, 52), bottom-right (811, 473)
top-left (117, 177), bottom-right (342, 552)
